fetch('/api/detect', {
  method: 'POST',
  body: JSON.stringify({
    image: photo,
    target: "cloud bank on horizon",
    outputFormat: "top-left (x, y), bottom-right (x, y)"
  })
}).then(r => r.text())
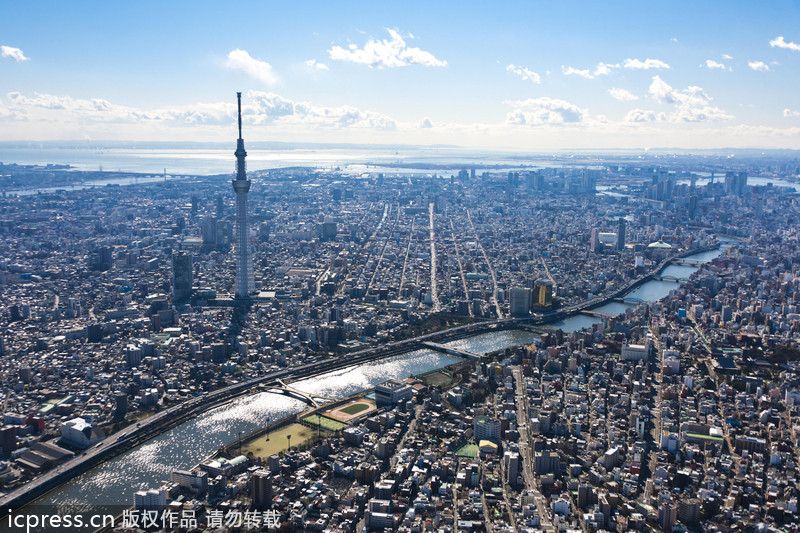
top-left (0, 2), bottom-right (798, 150)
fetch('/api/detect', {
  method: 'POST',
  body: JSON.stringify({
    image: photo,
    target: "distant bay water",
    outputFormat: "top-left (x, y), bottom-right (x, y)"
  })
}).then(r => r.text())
top-left (0, 146), bottom-right (570, 177)
top-left (2, 145), bottom-right (795, 193)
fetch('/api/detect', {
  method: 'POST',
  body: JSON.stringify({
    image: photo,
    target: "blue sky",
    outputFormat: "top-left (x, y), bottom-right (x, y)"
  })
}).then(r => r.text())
top-left (1, 0), bottom-right (799, 149)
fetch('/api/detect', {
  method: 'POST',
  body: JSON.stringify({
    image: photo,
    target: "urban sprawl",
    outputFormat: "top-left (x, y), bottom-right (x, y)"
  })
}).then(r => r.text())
top-left (0, 153), bottom-right (800, 533)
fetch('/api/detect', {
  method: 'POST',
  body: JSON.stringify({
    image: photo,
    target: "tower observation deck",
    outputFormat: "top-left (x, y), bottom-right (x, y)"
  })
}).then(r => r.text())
top-left (233, 92), bottom-right (255, 299)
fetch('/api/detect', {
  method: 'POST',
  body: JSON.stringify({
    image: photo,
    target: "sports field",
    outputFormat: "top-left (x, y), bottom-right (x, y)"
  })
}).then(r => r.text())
top-left (455, 443), bottom-right (479, 458)
top-left (342, 403), bottom-right (370, 415)
top-left (300, 415), bottom-right (347, 432)
top-left (421, 371), bottom-right (452, 388)
top-left (241, 423), bottom-right (320, 458)
top-left (325, 398), bottom-right (376, 422)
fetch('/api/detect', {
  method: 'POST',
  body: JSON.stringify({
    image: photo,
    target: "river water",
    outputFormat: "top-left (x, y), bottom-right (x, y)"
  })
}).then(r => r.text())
top-left (33, 348), bottom-right (471, 508)
top-left (0, 146), bottom-right (571, 197)
top-left (550, 244), bottom-right (730, 332)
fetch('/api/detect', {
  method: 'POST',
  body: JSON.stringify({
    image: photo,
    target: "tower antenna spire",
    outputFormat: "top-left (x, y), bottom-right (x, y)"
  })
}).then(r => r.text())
top-left (232, 91), bottom-right (253, 300)
top-left (237, 91), bottom-right (243, 140)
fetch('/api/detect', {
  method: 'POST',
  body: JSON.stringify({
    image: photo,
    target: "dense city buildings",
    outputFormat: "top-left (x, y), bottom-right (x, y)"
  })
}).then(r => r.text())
top-left (3, 1), bottom-right (800, 531)
top-left (0, 151), bottom-right (799, 532)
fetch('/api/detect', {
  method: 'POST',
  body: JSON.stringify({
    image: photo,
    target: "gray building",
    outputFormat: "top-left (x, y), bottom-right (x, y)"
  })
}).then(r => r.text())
top-left (172, 251), bottom-right (192, 303)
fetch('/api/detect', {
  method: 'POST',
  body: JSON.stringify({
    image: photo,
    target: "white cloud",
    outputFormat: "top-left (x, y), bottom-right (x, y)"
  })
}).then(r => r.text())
top-left (506, 64), bottom-right (541, 84)
top-left (623, 58), bottom-right (670, 70)
top-left (247, 90), bottom-right (396, 129)
top-left (722, 54), bottom-right (733, 60)
top-left (725, 123), bottom-right (800, 140)
top-left (1, 45), bottom-right (28, 62)
top-left (506, 97), bottom-right (586, 125)
top-left (748, 61), bottom-right (769, 71)
top-left (593, 62), bottom-right (619, 76)
top-left (328, 29), bottom-right (446, 69)
top-left (226, 49), bottom-right (277, 85)
top-left (705, 59), bottom-right (727, 70)
top-left (670, 37), bottom-right (679, 43)
top-left (561, 66), bottom-right (593, 79)
top-left (304, 59), bottom-right (329, 71)
top-left (2, 90), bottom-right (397, 131)
top-left (2, 89), bottom-right (799, 150)
top-left (608, 88), bottom-right (638, 102)
top-left (561, 62), bottom-right (619, 79)
top-left (649, 76), bottom-right (704, 106)
top-left (6, 91), bottom-right (170, 122)
top-left (624, 109), bottom-right (667, 122)
top-left (648, 75), bottom-right (732, 122)
top-left (784, 108), bottom-right (800, 118)
top-left (770, 36), bottom-right (800, 52)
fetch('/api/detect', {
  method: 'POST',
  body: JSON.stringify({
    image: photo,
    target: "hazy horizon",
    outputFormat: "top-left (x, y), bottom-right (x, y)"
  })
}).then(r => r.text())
top-left (1, 140), bottom-right (800, 156)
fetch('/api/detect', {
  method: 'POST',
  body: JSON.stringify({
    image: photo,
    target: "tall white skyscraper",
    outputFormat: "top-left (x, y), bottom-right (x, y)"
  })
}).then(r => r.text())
top-left (233, 92), bottom-right (255, 299)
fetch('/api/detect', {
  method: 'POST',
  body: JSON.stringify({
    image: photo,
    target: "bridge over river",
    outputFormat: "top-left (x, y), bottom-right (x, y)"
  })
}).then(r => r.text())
top-left (260, 379), bottom-right (336, 407)
top-left (422, 341), bottom-right (483, 360)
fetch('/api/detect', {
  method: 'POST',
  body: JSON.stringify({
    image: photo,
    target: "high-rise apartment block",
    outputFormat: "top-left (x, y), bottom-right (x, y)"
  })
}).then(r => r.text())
top-left (172, 251), bottom-right (192, 303)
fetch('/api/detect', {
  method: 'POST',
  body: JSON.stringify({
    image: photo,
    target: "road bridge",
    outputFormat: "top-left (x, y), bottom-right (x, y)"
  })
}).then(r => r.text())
top-left (267, 379), bottom-right (335, 407)
top-left (516, 324), bottom-right (552, 335)
top-left (652, 275), bottom-right (684, 282)
top-left (580, 310), bottom-right (617, 320)
top-left (422, 341), bottom-right (482, 360)
top-left (613, 296), bottom-right (645, 305)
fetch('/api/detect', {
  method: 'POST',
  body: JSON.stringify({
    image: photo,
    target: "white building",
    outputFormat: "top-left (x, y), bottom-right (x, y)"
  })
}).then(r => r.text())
top-left (474, 415), bottom-right (501, 442)
top-left (552, 497), bottom-right (571, 516)
top-left (661, 430), bottom-right (680, 453)
top-left (60, 418), bottom-right (104, 449)
top-left (504, 451), bottom-right (520, 484)
top-left (367, 512), bottom-right (395, 530)
top-left (133, 488), bottom-right (167, 510)
top-left (662, 350), bottom-right (681, 374)
top-left (621, 342), bottom-right (651, 361)
top-left (603, 446), bottom-right (621, 469)
top-left (170, 469), bottom-right (208, 492)
top-left (375, 380), bottom-right (413, 406)
top-left (598, 232), bottom-right (617, 245)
